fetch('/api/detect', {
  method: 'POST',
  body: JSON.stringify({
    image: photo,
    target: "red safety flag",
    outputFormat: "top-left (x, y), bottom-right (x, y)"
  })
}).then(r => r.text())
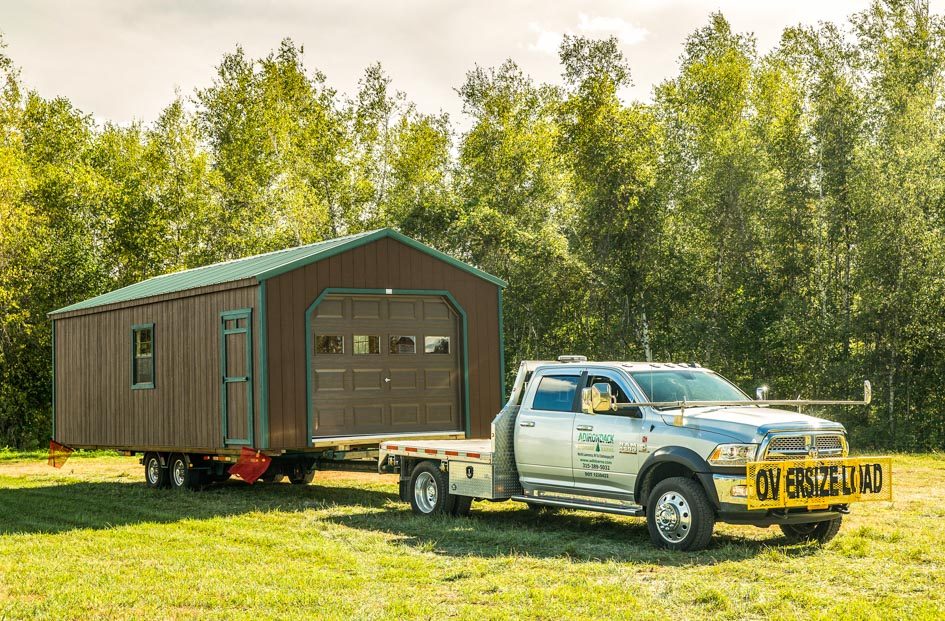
top-left (229, 447), bottom-right (271, 484)
top-left (48, 440), bottom-right (74, 468)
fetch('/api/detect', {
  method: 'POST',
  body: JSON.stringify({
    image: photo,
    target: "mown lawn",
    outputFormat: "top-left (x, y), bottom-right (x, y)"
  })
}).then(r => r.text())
top-left (0, 452), bottom-right (942, 620)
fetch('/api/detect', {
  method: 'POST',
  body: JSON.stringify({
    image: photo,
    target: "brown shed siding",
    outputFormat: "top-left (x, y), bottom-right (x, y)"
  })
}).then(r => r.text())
top-left (265, 237), bottom-right (502, 449)
top-left (54, 285), bottom-right (258, 450)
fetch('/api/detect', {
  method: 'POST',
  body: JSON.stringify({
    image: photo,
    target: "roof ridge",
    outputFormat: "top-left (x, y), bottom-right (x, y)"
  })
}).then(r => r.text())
top-left (147, 228), bottom-right (379, 282)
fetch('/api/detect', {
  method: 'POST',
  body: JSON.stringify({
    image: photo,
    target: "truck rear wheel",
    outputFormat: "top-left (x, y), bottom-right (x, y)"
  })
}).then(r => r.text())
top-left (646, 477), bottom-right (715, 551)
top-left (144, 453), bottom-right (167, 489)
top-left (451, 495), bottom-right (473, 517)
top-left (780, 516), bottom-right (842, 545)
top-left (409, 461), bottom-right (458, 515)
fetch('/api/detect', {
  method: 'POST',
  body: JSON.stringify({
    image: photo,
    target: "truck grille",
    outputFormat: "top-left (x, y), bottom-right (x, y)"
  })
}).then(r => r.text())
top-left (763, 433), bottom-right (845, 461)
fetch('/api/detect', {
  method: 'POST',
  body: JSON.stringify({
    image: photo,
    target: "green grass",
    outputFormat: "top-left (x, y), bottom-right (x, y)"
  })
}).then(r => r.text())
top-left (0, 448), bottom-right (120, 463)
top-left (0, 453), bottom-right (943, 620)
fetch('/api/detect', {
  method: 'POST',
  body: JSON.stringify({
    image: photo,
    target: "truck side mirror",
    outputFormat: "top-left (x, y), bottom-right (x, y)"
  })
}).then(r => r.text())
top-left (755, 385), bottom-right (769, 400)
top-left (581, 383), bottom-right (615, 414)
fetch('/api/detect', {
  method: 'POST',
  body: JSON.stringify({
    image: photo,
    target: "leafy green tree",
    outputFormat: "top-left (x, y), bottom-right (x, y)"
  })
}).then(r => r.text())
top-left (558, 36), bottom-right (662, 361)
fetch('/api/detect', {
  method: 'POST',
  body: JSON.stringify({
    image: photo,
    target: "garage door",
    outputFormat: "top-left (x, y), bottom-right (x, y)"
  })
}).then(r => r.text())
top-left (310, 294), bottom-right (462, 436)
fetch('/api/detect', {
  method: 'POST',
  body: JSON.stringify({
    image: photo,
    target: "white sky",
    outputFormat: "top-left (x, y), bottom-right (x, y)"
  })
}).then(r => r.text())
top-left (0, 1), bottom-right (936, 127)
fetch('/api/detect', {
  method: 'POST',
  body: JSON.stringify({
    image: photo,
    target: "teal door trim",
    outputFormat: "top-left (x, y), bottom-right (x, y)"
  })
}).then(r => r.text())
top-left (256, 283), bottom-right (269, 449)
top-left (220, 308), bottom-right (254, 446)
top-left (304, 288), bottom-right (471, 447)
top-left (51, 319), bottom-right (56, 441)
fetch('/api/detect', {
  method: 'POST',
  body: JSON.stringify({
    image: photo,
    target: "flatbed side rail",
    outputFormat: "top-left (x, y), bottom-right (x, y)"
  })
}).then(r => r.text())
top-left (380, 441), bottom-right (493, 465)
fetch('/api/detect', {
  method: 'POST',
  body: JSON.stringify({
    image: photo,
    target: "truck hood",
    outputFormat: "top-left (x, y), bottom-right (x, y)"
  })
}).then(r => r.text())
top-left (658, 405), bottom-right (846, 442)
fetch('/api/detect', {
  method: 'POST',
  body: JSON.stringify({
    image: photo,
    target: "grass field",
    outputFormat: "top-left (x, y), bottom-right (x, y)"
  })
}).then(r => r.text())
top-left (0, 452), bottom-right (942, 620)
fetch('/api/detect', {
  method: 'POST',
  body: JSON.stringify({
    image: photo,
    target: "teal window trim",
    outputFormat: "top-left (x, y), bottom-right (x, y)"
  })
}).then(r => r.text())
top-left (304, 288), bottom-right (472, 446)
top-left (220, 308), bottom-right (254, 446)
top-left (498, 288), bottom-right (506, 406)
top-left (131, 323), bottom-right (155, 390)
top-left (51, 319), bottom-right (56, 440)
top-left (257, 282), bottom-right (269, 449)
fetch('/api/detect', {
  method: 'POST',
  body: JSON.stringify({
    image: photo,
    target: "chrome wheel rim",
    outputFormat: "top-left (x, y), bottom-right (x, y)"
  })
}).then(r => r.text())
top-left (414, 472), bottom-right (438, 513)
top-left (655, 491), bottom-right (692, 543)
top-left (172, 459), bottom-right (186, 488)
top-left (147, 458), bottom-right (160, 485)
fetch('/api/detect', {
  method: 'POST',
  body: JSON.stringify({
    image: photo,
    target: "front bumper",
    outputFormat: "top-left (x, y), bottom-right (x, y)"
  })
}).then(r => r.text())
top-left (713, 473), bottom-right (750, 505)
top-left (710, 474), bottom-right (846, 526)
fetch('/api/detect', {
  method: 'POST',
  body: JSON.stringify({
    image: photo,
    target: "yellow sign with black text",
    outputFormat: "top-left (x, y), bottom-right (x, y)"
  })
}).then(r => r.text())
top-left (746, 457), bottom-right (892, 510)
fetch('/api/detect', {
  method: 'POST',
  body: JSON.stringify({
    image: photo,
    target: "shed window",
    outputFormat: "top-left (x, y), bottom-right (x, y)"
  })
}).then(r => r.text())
top-left (132, 324), bottom-right (155, 389)
top-left (315, 335), bottom-right (344, 354)
top-left (389, 335), bottom-right (416, 354)
top-left (424, 336), bottom-right (450, 354)
top-left (353, 335), bottom-right (380, 355)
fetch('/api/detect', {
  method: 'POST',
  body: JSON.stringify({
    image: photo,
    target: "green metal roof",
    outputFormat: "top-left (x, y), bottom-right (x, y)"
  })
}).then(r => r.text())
top-left (50, 228), bottom-right (506, 316)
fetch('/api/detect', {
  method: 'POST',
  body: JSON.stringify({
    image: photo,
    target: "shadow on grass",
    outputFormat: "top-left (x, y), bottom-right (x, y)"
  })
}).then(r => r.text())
top-left (0, 479), bottom-right (816, 565)
top-left (0, 478), bottom-right (393, 536)
top-left (320, 496), bottom-right (818, 565)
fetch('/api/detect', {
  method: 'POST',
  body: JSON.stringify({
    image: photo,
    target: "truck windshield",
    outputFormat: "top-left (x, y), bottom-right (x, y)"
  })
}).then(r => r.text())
top-left (629, 371), bottom-right (749, 405)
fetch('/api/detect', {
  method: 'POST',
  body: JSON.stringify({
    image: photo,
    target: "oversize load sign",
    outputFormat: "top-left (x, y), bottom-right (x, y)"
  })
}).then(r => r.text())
top-left (746, 457), bottom-right (893, 509)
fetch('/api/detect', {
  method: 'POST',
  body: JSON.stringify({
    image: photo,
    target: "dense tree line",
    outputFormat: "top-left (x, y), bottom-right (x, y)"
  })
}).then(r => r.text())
top-left (2, 1), bottom-right (944, 450)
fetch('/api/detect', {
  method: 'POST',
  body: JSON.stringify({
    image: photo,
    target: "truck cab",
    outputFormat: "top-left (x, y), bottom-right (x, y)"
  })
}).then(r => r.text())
top-left (380, 358), bottom-right (891, 551)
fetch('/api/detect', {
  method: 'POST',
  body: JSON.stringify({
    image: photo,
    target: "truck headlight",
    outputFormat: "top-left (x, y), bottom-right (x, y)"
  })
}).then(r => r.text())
top-left (708, 444), bottom-right (758, 466)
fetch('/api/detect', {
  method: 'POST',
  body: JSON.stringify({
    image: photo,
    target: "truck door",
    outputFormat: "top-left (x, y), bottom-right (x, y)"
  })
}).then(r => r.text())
top-left (571, 371), bottom-right (644, 500)
top-left (513, 369), bottom-right (583, 489)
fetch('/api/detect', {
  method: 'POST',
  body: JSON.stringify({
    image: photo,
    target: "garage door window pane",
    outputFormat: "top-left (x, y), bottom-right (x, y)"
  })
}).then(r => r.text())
top-left (424, 336), bottom-right (450, 354)
top-left (315, 335), bottom-right (344, 354)
top-left (532, 375), bottom-right (580, 412)
top-left (389, 335), bottom-right (416, 354)
top-left (354, 335), bottom-right (380, 355)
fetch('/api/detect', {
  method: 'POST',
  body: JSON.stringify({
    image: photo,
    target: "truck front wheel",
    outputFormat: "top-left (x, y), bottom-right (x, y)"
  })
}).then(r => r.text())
top-left (780, 517), bottom-right (842, 545)
top-left (409, 461), bottom-right (458, 516)
top-left (646, 477), bottom-right (715, 551)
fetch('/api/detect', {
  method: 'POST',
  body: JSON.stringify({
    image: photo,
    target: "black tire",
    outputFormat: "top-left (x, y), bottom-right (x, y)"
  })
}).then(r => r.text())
top-left (288, 462), bottom-right (314, 485)
top-left (780, 516), bottom-right (842, 545)
top-left (451, 495), bottom-right (473, 517)
top-left (408, 461), bottom-right (457, 515)
top-left (144, 452), bottom-right (167, 489)
top-left (168, 453), bottom-right (197, 491)
top-left (260, 465), bottom-right (285, 484)
top-left (646, 477), bottom-right (715, 551)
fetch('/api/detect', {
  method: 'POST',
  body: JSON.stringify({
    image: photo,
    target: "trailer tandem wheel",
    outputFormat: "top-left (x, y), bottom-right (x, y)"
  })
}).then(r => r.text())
top-left (143, 452), bottom-right (168, 489)
top-left (168, 453), bottom-right (199, 491)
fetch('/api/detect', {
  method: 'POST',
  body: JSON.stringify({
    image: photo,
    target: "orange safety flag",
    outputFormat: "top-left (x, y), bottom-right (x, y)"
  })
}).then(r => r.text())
top-left (229, 447), bottom-right (271, 484)
top-left (48, 440), bottom-right (74, 468)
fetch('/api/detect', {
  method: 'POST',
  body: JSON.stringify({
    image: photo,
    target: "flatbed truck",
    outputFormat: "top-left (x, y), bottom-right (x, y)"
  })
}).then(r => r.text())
top-left (379, 357), bottom-right (891, 550)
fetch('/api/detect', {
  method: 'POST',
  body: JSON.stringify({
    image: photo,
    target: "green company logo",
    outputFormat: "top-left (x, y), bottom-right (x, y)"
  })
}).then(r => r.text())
top-left (578, 432), bottom-right (614, 444)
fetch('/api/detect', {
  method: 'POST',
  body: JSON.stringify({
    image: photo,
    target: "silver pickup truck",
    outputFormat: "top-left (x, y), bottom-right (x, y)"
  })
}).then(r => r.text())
top-left (379, 357), bottom-right (891, 550)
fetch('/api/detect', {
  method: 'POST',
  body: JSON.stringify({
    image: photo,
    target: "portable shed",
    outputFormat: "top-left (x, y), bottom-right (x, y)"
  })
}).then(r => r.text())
top-left (49, 229), bottom-right (507, 454)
